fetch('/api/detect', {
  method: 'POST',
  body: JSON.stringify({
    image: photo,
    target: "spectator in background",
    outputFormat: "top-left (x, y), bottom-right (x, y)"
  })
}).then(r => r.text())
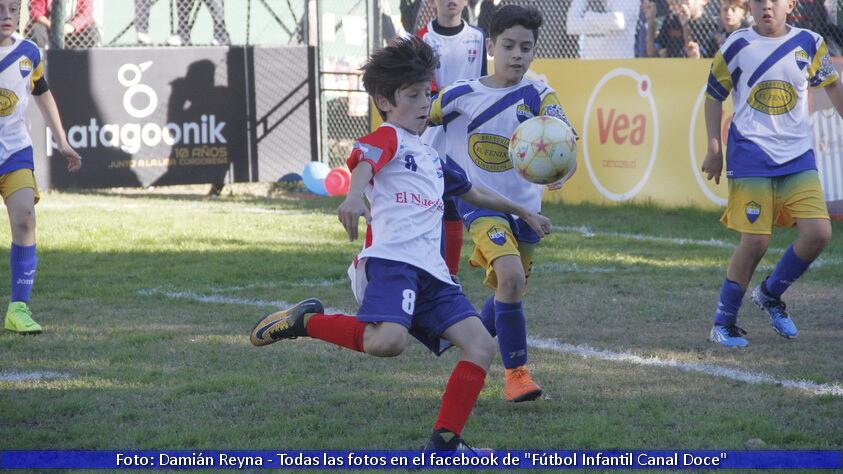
top-left (644, 0), bottom-right (716, 58)
top-left (566, 0), bottom-right (642, 58)
top-left (27, 0), bottom-right (100, 48)
top-left (134, 0), bottom-right (153, 45)
top-left (789, 0), bottom-right (843, 56)
top-left (703, 0), bottom-right (749, 58)
top-left (167, 0), bottom-right (231, 46)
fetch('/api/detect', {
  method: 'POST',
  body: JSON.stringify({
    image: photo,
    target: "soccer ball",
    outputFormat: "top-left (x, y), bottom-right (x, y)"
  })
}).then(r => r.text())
top-left (508, 116), bottom-right (577, 184)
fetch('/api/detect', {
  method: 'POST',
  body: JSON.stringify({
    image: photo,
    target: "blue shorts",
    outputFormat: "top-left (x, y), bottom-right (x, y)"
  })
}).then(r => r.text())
top-left (356, 257), bottom-right (478, 355)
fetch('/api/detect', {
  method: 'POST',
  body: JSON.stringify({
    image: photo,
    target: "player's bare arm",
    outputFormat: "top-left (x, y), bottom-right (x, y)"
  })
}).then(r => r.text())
top-left (823, 79), bottom-right (843, 121)
top-left (337, 161), bottom-right (373, 241)
top-left (459, 184), bottom-right (551, 237)
top-left (701, 96), bottom-right (723, 184)
top-left (34, 91), bottom-right (82, 173)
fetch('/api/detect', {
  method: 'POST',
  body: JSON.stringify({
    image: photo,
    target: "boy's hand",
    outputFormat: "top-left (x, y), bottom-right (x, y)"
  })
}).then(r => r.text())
top-left (642, 0), bottom-right (657, 20)
top-left (701, 148), bottom-right (723, 184)
top-left (338, 196), bottom-right (371, 241)
top-left (57, 143), bottom-right (82, 172)
top-left (685, 41), bottom-right (701, 59)
top-left (520, 212), bottom-right (551, 238)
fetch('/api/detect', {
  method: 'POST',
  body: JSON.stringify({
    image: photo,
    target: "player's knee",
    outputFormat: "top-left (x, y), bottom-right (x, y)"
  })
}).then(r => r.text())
top-left (366, 332), bottom-right (407, 357)
top-left (474, 334), bottom-right (496, 369)
top-left (11, 211), bottom-right (36, 236)
top-left (496, 272), bottom-right (526, 299)
top-left (740, 234), bottom-right (769, 259)
top-left (808, 223), bottom-right (832, 251)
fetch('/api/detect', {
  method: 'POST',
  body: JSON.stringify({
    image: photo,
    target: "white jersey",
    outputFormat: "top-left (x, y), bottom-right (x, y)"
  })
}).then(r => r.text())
top-left (346, 124), bottom-right (472, 285)
top-left (0, 35), bottom-right (43, 165)
top-left (430, 77), bottom-right (573, 214)
top-left (417, 21), bottom-right (487, 93)
top-left (706, 26), bottom-right (839, 177)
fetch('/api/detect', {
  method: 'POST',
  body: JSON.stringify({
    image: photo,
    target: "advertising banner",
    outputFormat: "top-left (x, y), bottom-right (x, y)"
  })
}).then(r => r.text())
top-left (40, 48), bottom-right (249, 188)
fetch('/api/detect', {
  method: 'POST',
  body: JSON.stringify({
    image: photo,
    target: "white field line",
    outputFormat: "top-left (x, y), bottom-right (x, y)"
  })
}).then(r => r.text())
top-left (0, 371), bottom-right (70, 382)
top-left (528, 336), bottom-right (843, 397)
top-left (141, 288), bottom-right (843, 397)
top-left (208, 278), bottom-right (346, 293)
top-left (551, 225), bottom-right (843, 268)
top-left (552, 225), bottom-right (737, 249)
top-left (138, 288), bottom-right (347, 314)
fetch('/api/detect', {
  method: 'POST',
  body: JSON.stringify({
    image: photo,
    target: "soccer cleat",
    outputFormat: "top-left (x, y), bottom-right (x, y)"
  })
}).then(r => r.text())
top-left (423, 429), bottom-right (491, 454)
top-left (249, 298), bottom-right (323, 346)
top-left (5, 302), bottom-right (42, 335)
top-left (504, 366), bottom-right (543, 402)
top-left (709, 324), bottom-right (749, 348)
top-left (751, 282), bottom-right (798, 338)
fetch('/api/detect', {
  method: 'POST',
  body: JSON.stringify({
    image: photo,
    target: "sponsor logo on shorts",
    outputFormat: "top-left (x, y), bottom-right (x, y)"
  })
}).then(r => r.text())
top-left (487, 226), bottom-right (506, 245)
top-left (745, 201), bottom-right (761, 223)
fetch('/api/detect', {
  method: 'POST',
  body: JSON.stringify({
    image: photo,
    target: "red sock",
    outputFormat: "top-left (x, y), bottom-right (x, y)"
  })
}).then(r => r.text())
top-left (305, 313), bottom-right (366, 352)
top-left (444, 219), bottom-right (464, 276)
top-left (433, 360), bottom-right (487, 436)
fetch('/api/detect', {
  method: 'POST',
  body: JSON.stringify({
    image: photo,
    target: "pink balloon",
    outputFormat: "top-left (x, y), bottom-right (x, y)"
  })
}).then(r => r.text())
top-left (324, 167), bottom-right (351, 196)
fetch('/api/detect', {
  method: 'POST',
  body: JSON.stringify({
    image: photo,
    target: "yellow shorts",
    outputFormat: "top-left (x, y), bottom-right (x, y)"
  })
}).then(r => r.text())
top-left (467, 216), bottom-right (535, 291)
top-left (721, 170), bottom-right (828, 235)
top-left (0, 169), bottom-right (40, 204)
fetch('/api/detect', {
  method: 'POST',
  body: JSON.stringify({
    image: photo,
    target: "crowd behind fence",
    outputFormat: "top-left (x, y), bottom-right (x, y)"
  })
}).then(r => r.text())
top-left (23, 0), bottom-right (843, 170)
top-left (26, 1), bottom-right (843, 57)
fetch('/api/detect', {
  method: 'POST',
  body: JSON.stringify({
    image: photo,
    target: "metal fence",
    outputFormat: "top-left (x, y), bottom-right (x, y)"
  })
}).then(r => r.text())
top-left (24, 0), bottom-right (843, 170)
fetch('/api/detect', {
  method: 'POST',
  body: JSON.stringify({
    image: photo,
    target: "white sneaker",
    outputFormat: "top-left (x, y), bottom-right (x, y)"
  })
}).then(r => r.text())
top-left (137, 32), bottom-right (152, 45)
top-left (166, 35), bottom-right (184, 46)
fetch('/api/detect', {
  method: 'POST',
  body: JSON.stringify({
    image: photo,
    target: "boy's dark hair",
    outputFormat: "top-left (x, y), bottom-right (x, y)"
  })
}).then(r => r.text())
top-left (489, 4), bottom-right (543, 42)
top-left (361, 36), bottom-right (436, 118)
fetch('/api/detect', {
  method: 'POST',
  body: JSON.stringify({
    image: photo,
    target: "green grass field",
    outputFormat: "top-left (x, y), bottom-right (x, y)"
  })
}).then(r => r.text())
top-left (1, 189), bottom-right (841, 454)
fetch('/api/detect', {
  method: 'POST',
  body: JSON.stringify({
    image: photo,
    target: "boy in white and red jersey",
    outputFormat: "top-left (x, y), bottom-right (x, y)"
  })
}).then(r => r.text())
top-left (0, 0), bottom-right (82, 335)
top-left (250, 36), bottom-right (551, 451)
top-left (417, 0), bottom-right (487, 278)
top-left (702, 0), bottom-right (843, 347)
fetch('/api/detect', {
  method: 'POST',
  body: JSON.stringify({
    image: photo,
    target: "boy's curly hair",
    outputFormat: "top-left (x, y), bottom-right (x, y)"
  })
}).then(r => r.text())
top-left (489, 4), bottom-right (543, 42)
top-left (361, 36), bottom-right (437, 118)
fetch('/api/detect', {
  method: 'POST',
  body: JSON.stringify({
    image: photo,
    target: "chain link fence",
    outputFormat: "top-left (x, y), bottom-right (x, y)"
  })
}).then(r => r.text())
top-left (24, 0), bottom-right (843, 170)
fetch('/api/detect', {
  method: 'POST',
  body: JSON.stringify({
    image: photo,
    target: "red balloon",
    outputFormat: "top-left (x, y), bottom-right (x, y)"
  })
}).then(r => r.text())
top-left (324, 167), bottom-right (351, 196)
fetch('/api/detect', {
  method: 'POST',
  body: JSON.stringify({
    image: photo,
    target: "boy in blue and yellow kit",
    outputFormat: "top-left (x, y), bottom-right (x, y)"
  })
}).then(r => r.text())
top-left (429, 5), bottom-right (576, 401)
top-left (0, 0), bottom-right (82, 334)
top-left (702, 0), bottom-right (842, 347)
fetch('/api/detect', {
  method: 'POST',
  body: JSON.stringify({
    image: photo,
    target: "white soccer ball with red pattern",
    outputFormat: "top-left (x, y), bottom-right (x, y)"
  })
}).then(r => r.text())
top-left (508, 116), bottom-right (577, 185)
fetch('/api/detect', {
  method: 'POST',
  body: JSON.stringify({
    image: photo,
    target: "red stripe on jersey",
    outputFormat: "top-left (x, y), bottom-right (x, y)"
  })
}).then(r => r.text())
top-left (346, 125), bottom-right (399, 175)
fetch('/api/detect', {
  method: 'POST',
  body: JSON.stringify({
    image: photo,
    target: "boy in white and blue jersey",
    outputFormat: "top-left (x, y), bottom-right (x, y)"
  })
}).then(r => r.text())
top-left (417, 0), bottom-right (487, 278)
top-left (250, 37), bottom-right (552, 451)
top-left (430, 5), bottom-right (576, 402)
top-left (702, 0), bottom-right (843, 347)
top-left (0, 0), bottom-right (82, 334)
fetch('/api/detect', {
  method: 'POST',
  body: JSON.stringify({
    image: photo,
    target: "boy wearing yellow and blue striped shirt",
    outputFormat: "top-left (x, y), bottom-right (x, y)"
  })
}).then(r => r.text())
top-left (0, 0), bottom-right (82, 334)
top-left (429, 5), bottom-right (576, 400)
top-left (702, 0), bottom-right (842, 347)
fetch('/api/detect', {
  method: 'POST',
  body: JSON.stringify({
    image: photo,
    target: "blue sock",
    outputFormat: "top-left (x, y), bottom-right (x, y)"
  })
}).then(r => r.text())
top-left (765, 245), bottom-right (812, 298)
top-left (10, 243), bottom-right (37, 303)
top-left (494, 300), bottom-right (527, 369)
top-left (714, 279), bottom-right (744, 327)
top-left (479, 295), bottom-right (496, 337)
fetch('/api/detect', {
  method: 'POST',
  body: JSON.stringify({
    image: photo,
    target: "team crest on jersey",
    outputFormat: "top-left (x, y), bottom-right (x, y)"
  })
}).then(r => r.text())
top-left (19, 58), bottom-right (33, 78)
top-left (354, 141), bottom-right (384, 162)
top-left (516, 104), bottom-right (534, 122)
top-left (464, 39), bottom-right (481, 64)
top-left (794, 48), bottom-right (809, 70)
top-left (745, 201), bottom-right (761, 223)
top-left (487, 226), bottom-right (507, 245)
top-left (0, 89), bottom-right (19, 117)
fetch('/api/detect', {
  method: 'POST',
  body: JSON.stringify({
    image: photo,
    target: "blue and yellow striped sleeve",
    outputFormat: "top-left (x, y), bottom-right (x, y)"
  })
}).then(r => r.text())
top-left (705, 51), bottom-right (732, 102)
top-left (809, 38), bottom-right (839, 88)
top-left (540, 92), bottom-right (578, 138)
top-left (429, 89), bottom-right (445, 125)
